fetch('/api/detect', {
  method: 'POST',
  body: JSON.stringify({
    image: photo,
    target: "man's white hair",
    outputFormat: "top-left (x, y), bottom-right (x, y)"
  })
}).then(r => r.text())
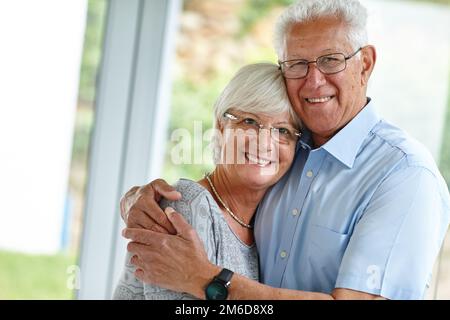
top-left (274, 0), bottom-right (368, 59)
top-left (211, 63), bottom-right (301, 164)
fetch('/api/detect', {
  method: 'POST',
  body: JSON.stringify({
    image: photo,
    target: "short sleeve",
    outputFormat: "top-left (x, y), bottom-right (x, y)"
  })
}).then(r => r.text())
top-left (142, 182), bottom-right (218, 299)
top-left (112, 252), bottom-right (145, 300)
top-left (335, 165), bottom-right (450, 300)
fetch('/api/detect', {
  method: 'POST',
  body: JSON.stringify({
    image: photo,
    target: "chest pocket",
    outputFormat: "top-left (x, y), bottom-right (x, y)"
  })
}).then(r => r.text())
top-left (307, 224), bottom-right (351, 289)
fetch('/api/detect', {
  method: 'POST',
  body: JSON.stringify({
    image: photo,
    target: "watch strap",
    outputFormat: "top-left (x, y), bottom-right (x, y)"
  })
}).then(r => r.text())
top-left (215, 268), bottom-right (234, 285)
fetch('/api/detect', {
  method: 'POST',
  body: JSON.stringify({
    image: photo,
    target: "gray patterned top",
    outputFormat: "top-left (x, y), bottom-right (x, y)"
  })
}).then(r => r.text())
top-left (112, 178), bottom-right (259, 300)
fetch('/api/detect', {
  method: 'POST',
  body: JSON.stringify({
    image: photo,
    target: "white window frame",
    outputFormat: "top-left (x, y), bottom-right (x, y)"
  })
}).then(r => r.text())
top-left (77, 0), bottom-right (181, 299)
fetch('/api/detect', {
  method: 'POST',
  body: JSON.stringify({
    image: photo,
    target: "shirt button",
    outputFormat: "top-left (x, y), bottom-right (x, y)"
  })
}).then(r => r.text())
top-left (280, 250), bottom-right (288, 259)
top-left (306, 170), bottom-right (313, 178)
top-left (292, 208), bottom-right (299, 216)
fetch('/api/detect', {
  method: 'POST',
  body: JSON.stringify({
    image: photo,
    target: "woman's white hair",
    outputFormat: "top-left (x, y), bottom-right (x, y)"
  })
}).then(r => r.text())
top-left (274, 0), bottom-right (368, 59)
top-left (211, 63), bottom-right (301, 163)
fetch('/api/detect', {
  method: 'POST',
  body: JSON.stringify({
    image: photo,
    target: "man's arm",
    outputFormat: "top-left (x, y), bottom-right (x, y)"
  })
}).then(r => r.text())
top-left (333, 165), bottom-right (448, 300)
top-left (124, 207), bottom-right (384, 300)
top-left (120, 179), bottom-right (182, 234)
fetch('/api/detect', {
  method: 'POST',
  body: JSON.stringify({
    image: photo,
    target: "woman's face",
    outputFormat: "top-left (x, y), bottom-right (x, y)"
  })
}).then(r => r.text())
top-left (218, 109), bottom-right (298, 191)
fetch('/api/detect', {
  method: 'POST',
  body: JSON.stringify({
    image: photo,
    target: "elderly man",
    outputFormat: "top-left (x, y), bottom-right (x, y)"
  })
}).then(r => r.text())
top-left (120, 0), bottom-right (450, 300)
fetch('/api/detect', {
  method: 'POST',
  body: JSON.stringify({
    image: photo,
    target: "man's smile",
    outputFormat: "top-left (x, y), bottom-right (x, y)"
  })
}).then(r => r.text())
top-left (304, 95), bottom-right (335, 104)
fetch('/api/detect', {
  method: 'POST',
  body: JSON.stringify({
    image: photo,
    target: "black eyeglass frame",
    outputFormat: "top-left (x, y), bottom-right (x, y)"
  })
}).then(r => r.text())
top-left (278, 46), bottom-right (364, 79)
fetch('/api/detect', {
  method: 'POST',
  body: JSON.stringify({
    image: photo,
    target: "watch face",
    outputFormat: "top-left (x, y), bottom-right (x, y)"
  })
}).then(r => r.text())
top-left (205, 281), bottom-right (228, 300)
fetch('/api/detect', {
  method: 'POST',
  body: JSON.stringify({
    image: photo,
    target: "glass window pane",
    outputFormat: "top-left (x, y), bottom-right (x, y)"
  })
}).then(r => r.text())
top-left (0, 0), bottom-right (107, 299)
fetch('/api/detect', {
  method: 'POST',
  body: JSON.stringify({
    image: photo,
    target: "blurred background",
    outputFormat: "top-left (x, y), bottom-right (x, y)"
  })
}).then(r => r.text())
top-left (0, 0), bottom-right (449, 299)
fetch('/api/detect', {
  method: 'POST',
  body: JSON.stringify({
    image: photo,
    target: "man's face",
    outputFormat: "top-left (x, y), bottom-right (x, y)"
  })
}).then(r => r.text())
top-left (283, 17), bottom-right (374, 146)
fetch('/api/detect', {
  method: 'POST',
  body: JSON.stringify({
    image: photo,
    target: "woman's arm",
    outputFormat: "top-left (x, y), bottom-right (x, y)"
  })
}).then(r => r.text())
top-left (116, 181), bottom-right (218, 300)
top-left (124, 209), bottom-right (384, 300)
top-left (190, 263), bottom-right (381, 300)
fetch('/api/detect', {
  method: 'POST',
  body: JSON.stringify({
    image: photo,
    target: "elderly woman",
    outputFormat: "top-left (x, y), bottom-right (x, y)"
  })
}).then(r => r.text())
top-left (113, 63), bottom-right (301, 299)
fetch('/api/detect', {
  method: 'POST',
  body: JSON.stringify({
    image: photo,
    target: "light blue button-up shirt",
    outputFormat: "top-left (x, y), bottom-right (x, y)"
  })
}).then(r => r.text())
top-left (254, 100), bottom-right (450, 300)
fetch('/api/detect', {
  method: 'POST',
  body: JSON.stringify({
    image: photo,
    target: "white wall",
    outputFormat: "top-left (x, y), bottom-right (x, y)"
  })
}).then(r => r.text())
top-left (363, 0), bottom-right (450, 160)
top-left (0, 0), bottom-right (87, 254)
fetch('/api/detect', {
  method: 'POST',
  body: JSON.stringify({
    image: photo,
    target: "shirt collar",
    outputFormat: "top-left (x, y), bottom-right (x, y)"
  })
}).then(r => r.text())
top-left (321, 98), bottom-right (381, 168)
top-left (297, 128), bottom-right (313, 152)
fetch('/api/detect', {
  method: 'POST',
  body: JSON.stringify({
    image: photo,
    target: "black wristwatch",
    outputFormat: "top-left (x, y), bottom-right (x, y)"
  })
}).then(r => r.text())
top-left (205, 268), bottom-right (234, 300)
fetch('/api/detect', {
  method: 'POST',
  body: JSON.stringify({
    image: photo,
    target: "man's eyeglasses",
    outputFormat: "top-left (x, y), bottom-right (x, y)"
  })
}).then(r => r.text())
top-left (223, 111), bottom-right (301, 145)
top-left (278, 47), bottom-right (363, 79)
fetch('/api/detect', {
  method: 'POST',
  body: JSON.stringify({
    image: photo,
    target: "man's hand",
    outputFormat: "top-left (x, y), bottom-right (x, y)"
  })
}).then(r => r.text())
top-left (123, 207), bottom-right (218, 298)
top-left (120, 179), bottom-right (182, 234)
